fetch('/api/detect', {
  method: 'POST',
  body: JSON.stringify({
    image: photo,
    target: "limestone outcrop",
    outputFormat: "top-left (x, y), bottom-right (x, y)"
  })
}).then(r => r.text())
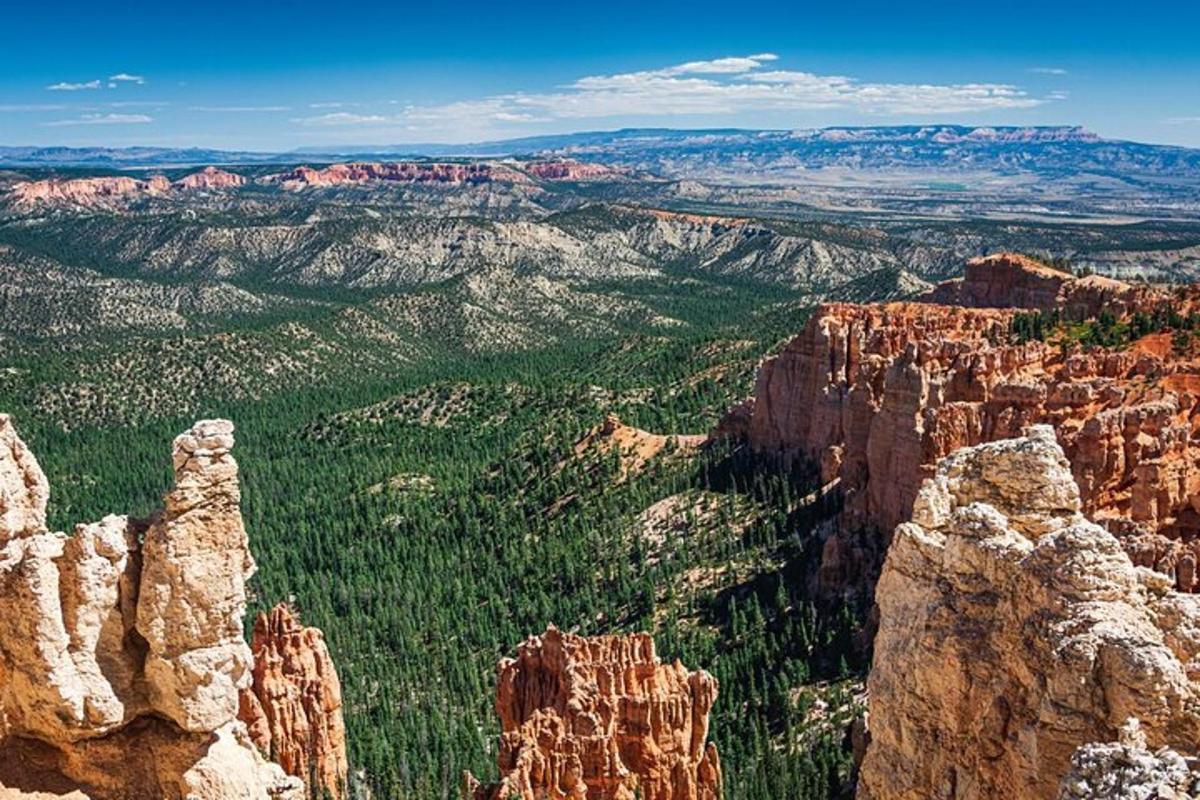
top-left (239, 604), bottom-right (350, 799)
top-left (9, 168), bottom-right (247, 208)
top-left (857, 427), bottom-right (1200, 800)
top-left (0, 415), bottom-right (330, 799)
top-left (464, 626), bottom-right (721, 800)
top-left (720, 256), bottom-right (1200, 595)
top-left (173, 166), bottom-right (248, 190)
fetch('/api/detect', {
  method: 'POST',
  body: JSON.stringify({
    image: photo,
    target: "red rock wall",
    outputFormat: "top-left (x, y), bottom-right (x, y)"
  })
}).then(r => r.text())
top-left (726, 264), bottom-right (1200, 595)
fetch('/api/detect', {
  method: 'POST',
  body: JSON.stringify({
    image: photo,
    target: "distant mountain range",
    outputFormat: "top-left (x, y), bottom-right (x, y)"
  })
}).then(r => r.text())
top-left (3, 127), bottom-right (1199, 210)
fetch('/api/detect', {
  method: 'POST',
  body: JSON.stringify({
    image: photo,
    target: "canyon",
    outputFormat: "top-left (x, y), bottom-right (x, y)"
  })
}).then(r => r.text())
top-left (0, 415), bottom-right (347, 800)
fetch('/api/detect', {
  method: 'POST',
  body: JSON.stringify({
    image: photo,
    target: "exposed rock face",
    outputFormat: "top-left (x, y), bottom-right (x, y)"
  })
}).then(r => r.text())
top-left (264, 161), bottom-right (529, 190)
top-left (1058, 720), bottom-right (1200, 800)
top-left (10, 168), bottom-right (247, 207)
top-left (173, 166), bottom-right (248, 190)
top-left (723, 257), bottom-right (1200, 594)
top-left (465, 626), bottom-right (721, 800)
top-left (524, 160), bottom-right (627, 181)
top-left (857, 427), bottom-right (1200, 800)
top-left (239, 604), bottom-right (350, 799)
top-left (0, 414), bottom-right (48, 540)
top-left (8, 175), bottom-right (172, 207)
top-left (922, 252), bottom-right (1156, 317)
top-left (0, 416), bottom-right (310, 799)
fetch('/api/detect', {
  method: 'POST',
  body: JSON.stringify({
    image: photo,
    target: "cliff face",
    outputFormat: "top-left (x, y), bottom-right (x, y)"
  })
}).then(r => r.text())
top-left (727, 256), bottom-right (1200, 596)
top-left (9, 168), bottom-right (245, 207)
top-left (264, 161), bottom-right (530, 190)
top-left (0, 415), bottom-right (345, 800)
top-left (857, 427), bottom-right (1200, 800)
top-left (239, 605), bottom-right (350, 799)
top-left (464, 626), bottom-right (721, 800)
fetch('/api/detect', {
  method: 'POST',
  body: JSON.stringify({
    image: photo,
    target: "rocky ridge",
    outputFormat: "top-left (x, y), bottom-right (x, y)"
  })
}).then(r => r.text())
top-left (464, 625), bottom-right (721, 800)
top-left (0, 415), bottom-right (345, 799)
top-left (858, 426), bottom-right (1200, 799)
top-left (719, 253), bottom-right (1200, 597)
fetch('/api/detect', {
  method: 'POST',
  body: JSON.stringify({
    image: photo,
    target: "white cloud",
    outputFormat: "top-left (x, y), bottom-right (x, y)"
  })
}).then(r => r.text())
top-left (189, 105), bottom-right (291, 112)
top-left (295, 112), bottom-right (392, 126)
top-left (309, 101), bottom-right (360, 109)
top-left (1028, 67), bottom-right (1068, 75)
top-left (291, 53), bottom-right (1053, 139)
top-left (0, 103), bottom-right (69, 112)
top-left (1165, 116), bottom-right (1200, 125)
top-left (108, 73), bottom-right (146, 84)
top-left (45, 113), bottom-right (154, 126)
top-left (46, 80), bottom-right (102, 91)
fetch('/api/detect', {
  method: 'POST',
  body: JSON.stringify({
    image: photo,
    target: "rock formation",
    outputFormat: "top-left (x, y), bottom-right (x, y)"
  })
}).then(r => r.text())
top-left (857, 427), bottom-right (1200, 800)
top-left (464, 625), bottom-right (721, 800)
top-left (718, 254), bottom-right (1200, 595)
top-left (8, 175), bottom-right (171, 207)
top-left (0, 414), bottom-right (344, 799)
top-left (263, 161), bottom-right (529, 190)
top-left (9, 167), bottom-right (247, 207)
top-left (239, 605), bottom-right (350, 799)
top-left (1058, 720), bottom-right (1199, 800)
top-left (173, 166), bottom-right (248, 190)
top-left (523, 160), bottom-right (627, 181)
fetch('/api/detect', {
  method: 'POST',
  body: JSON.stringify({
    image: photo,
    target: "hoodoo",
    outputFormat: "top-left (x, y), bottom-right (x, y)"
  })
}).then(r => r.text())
top-left (857, 427), bottom-right (1200, 799)
top-left (0, 415), bottom-right (347, 800)
top-left (718, 254), bottom-right (1200, 598)
top-left (465, 625), bottom-right (722, 800)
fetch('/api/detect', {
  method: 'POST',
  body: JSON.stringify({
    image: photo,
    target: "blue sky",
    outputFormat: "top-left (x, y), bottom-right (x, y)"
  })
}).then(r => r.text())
top-left (2, 0), bottom-right (1198, 150)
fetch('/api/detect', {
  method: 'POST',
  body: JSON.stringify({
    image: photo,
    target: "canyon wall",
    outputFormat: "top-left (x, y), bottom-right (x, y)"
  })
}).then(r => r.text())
top-left (0, 415), bottom-right (345, 800)
top-left (857, 426), bottom-right (1200, 799)
top-left (723, 253), bottom-right (1200, 596)
top-left (464, 625), bottom-right (721, 800)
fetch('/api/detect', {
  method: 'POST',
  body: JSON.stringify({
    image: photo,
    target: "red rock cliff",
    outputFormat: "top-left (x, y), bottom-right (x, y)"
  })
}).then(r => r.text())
top-left (721, 254), bottom-right (1200, 595)
top-left (239, 604), bottom-right (350, 800)
top-left (464, 625), bottom-right (721, 800)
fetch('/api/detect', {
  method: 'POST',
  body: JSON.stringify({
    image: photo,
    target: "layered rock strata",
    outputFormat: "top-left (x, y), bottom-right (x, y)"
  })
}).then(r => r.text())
top-left (465, 626), bottom-right (721, 800)
top-left (722, 255), bottom-right (1200, 594)
top-left (857, 427), bottom-right (1200, 799)
top-left (239, 604), bottom-right (350, 799)
top-left (0, 414), bottom-right (338, 799)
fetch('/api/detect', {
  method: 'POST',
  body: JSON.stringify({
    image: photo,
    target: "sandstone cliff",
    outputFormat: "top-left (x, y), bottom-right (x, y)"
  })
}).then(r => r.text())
top-left (239, 605), bottom-right (350, 799)
top-left (722, 255), bottom-right (1200, 596)
top-left (857, 426), bottom-right (1200, 800)
top-left (9, 167), bottom-right (246, 208)
top-left (0, 415), bottom-right (344, 799)
top-left (464, 626), bottom-right (721, 800)
top-left (263, 161), bottom-right (530, 190)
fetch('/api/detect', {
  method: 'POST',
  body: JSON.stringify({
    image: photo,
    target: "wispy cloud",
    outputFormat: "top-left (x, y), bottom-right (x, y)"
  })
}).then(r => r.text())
top-left (0, 103), bottom-right (70, 112)
top-left (108, 73), bottom-right (145, 84)
top-left (292, 53), bottom-right (1053, 137)
top-left (1028, 67), bottom-right (1068, 75)
top-left (295, 112), bottom-right (391, 126)
top-left (309, 101), bottom-right (360, 109)
top-left (45, 112), bottom-right (154, 126)
top-left (47, 80), bottom-right (102, 91)
top-left (1165, 116), bottom-right (1200, 125)
top-left (188, 105), bottom-right (291, 112)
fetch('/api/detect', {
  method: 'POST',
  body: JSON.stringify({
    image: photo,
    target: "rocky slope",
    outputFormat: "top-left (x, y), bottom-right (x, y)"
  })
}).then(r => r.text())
top-left (718, 253), bottom-right (1200, 598)
top-left (464, 625), bottom-right (721, 800)
top-left (0, 415), bottom-right (346, 799)
top-left (857, 427), bottom-right (1200, 800)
